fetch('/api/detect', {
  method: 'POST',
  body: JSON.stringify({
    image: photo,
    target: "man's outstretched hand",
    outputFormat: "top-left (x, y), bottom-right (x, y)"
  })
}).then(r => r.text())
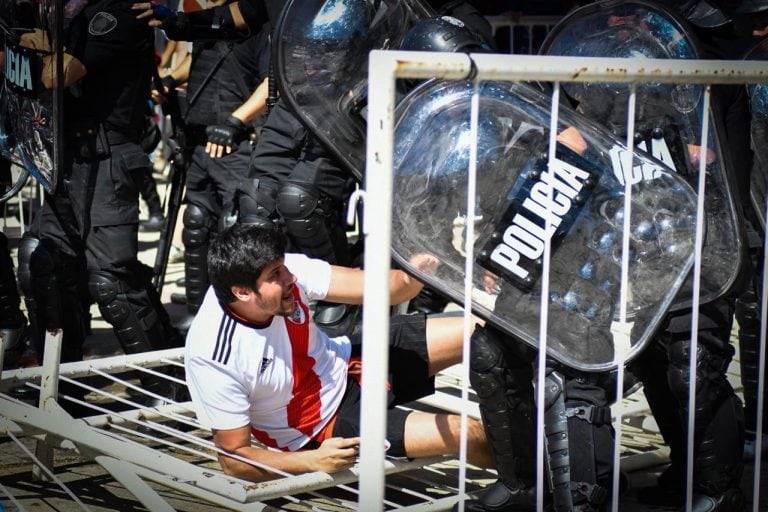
top-left (307, 437), bottom-right (361, 474)
top-left (409, 253), bottom-right (440, 275)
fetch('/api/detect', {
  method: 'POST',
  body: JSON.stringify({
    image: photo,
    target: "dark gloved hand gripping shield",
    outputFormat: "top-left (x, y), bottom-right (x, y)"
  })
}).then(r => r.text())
top-left (391, 81), bottom-right (698, 371)
top-left (1, 0), bottom-right (62, 197)
top-left (273, 0), bottom-right (434, 181)
top-left (540, 0), bottom-right (746, 309)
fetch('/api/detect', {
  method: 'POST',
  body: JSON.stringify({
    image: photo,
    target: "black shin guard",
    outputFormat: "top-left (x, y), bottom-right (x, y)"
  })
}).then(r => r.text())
top-left (88, 270), bottom-right (175, 398)
top-left (17, 235), bottom-right (86, 363)
top-left (544, 369), bottom-right (612, 512)
top-left (667, 332), bottom-right (744, 495)
top-left (735, 288), bottom-right (765, 433)
top-left (182, 204), bottom-right (211, 313)
top-left (468, 325), bottom-right (537, 510)
top-left (544, 370), bottom-right (573, 512)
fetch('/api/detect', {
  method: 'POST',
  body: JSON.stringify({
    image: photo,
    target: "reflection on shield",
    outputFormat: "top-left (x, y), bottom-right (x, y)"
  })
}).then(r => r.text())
top-left (540, 0), bottom-right (745, 310)
top-left (745, 37), bottom-right (768, 230)
top-left (0, 0), bottom-right (62, 195)
top-left (391, 80), bottom-right (698, 371)
top-left (274, 0), bottom-right (434, 180)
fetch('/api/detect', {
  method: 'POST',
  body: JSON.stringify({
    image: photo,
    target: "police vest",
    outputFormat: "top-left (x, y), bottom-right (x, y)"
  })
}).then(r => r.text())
top-left (185, 40), bottom-right (252, 128)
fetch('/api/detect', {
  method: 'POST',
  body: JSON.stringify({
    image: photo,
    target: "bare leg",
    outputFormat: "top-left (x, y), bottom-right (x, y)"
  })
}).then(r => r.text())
top-left (424, 315), bottom-right (482, 376)
top-left (403, 411), bottom-right (493, 469)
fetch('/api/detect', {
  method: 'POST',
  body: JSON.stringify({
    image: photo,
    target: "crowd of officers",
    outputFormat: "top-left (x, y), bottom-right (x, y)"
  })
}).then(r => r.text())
top-left (2, 0), bottom-right (768, 510)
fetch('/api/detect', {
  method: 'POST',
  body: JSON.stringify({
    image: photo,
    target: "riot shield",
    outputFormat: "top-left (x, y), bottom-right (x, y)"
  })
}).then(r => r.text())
top-left (273, 0), bottom-right (434, 181)
top-left (744, 38), bottom-right (768, 230)
top-left (539, 0), bottom-right (746, 310)
top-left (0, 0), bottom-right (62, 196)
top-left (391, 80), bottom-right (698, 371)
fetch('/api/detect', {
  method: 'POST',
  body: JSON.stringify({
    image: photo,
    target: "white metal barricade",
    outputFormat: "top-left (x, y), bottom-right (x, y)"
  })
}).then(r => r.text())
top-left (0, 52), bottom-right (766, 512)
top-left (362, 50), bottom-right (768, 512)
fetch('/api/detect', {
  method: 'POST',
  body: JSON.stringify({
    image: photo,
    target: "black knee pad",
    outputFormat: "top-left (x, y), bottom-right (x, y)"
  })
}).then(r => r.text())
top-left (667, 333), bottom-right (734, 406)
top-left (236, 177), bottom-right (278, 226)
top-left (277, 182), bottom-right (320, 220)
top-left (88, 270), bottom-right (163, 355)
top-left (88, 271), bottom-right (138, 327)
top-left (470, 326), bottom-right (534, 397)
top-left (277, 182), bottom-right (345, 263)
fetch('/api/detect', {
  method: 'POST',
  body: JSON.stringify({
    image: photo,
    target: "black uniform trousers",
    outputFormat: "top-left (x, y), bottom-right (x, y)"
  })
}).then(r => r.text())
top-left (27, 141), bottom-right (167, 362)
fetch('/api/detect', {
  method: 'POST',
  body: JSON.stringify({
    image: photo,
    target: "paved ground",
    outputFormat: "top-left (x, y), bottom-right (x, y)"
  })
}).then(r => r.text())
top-left (1, 174), bottom-right (766, 511)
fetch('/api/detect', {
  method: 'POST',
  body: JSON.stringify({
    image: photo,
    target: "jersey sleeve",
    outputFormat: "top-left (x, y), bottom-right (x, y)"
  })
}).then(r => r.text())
top-left (285, 253), bottom-right (331, 301)
top-left (186, 356), bottom-right (252, 430)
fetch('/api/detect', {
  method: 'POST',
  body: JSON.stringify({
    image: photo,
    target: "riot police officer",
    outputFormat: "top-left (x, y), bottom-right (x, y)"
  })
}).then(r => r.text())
top-left (539, 1), bottom-right (759, 510)
top-left (17, 0), bottom-right (181, 410)
top-left (157, 8), bottom-right (271, 331)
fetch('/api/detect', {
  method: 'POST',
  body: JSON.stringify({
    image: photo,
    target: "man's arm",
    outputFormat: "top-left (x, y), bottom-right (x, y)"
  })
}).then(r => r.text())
top-left (324, 254), bottom-right (439, 307)
top-left (133, 0), bottom-right (259, 40)
top-left (205, 76), bottom-right (269, 158)
top-left (152, 51), bottom-right (191, 103)
top-left (214, 425), bottom-right (360, 482)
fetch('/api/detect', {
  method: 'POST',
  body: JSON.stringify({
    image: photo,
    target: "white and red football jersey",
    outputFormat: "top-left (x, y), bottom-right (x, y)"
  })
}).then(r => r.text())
top-left (185, 253), bottom-right (351, 451)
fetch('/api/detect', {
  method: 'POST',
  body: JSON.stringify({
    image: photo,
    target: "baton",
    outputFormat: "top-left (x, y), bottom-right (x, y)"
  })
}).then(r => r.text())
top-left (151, 70), bottom-right (188, 294)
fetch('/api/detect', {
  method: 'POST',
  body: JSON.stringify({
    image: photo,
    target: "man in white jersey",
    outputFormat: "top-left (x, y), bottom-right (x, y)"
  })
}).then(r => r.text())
top-left (185, 223), bottom-right (492, 482)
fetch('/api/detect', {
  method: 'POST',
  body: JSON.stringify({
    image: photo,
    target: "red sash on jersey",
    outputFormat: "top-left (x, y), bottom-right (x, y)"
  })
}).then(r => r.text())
top-left (251, 287), bottom-right (322, 450)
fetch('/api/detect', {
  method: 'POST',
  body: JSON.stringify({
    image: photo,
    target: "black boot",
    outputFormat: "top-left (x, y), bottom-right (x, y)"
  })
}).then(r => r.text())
top-left (636, 464), bottom-right (685, 507)
top-left (461, 481), bottom-right (537, 511)
top-left (687, 489), bottom-right (746, 512)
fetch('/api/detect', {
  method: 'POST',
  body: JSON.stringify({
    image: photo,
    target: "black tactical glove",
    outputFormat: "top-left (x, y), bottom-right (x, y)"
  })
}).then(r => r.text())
top-left (205, 115), bottom-right (248, 150)
top-left (160, 74), bottom-right (178, 94)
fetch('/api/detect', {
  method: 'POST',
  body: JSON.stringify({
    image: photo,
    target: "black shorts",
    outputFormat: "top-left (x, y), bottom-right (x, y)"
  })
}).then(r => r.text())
top-left (329, 313), bottom-right (434, 457)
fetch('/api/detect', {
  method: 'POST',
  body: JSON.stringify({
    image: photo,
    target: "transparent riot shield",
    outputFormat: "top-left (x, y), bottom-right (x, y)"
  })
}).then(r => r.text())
top-left (391, 80), bottom-right (698, 371)
top-left (274, 0), bottom-right (434, 180)
top-left (0, 0), bottom-right (62, 197)
top-left (745, 38), bottom-right (768, 230)
top-left (539, 0), bottom-right (746, 310)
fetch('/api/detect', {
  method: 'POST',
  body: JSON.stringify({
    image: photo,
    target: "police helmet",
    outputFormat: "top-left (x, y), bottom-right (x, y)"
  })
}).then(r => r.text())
top-left (669, 0), bottom-right (768, 27)
top-left (400, 15), bottom-right (487, 53)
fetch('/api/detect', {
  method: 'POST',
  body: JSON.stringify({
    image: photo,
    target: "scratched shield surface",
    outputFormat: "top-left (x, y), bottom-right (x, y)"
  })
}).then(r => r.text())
top-left (274, 0), bottom-right (433, 181)
top-left (0, 0), bottom-right (61, 192)
top-left (391, 80), bottom-right (697, 371)
top-left (540, 0), bottom-right (746, 310)
top-left (745, 37), bottom-right (768, 230)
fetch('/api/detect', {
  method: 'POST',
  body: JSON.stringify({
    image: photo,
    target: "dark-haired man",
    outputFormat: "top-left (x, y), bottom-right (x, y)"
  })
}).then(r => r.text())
top-left (184, 223), bottom-right (492, 482)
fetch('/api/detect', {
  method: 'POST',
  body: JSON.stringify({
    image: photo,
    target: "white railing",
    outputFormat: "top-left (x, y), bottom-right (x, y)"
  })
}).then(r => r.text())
top-left (362, 50), bottom-right (768, 511)
top-left (1, 51), bottom-right (766, 512)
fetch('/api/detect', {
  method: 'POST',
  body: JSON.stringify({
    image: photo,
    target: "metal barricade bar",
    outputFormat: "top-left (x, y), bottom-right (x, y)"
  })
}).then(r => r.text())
top-left (364, 49), bottom-right (768, 511)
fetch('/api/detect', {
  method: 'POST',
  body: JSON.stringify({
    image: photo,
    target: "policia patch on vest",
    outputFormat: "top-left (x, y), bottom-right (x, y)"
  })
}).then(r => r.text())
top-left (89, 12), bottom-right (117, 35)
top-left (477, 143), bottom-right (599, 291)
